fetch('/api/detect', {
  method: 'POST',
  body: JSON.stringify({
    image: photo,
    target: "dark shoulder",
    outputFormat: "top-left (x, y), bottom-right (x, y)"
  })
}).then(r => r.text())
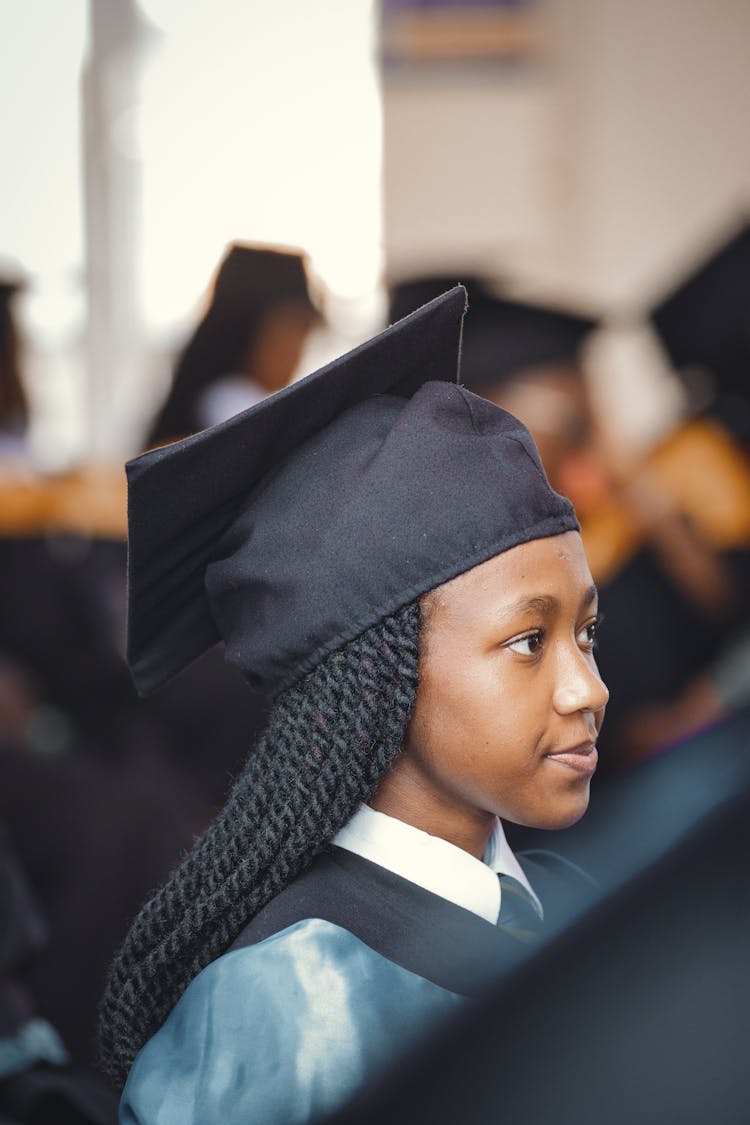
top-left (518, 848), bottom-right (599, 929)
top-left (519, 848), bottom-right (598, 890)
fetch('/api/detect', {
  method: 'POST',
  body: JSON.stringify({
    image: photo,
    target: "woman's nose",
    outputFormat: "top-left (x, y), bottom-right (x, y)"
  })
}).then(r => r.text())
top-left (553, 649), bottom-right (609, 716)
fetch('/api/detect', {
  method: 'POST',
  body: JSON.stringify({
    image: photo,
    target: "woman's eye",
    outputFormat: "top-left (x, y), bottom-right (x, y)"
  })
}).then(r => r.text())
top-left (577, 616), bottom-right (601, 650)
top-left (507, 630), bottom-right (544, 656)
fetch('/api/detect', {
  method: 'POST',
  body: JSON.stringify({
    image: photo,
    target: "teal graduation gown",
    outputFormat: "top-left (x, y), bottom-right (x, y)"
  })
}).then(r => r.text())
top-left (120, 846), bottom-right (594, 1124)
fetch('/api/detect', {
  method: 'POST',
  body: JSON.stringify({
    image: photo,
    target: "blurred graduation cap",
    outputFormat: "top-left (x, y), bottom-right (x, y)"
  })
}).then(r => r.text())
top-left (388, 274), bottom-right (487, 325)
top-left (127, 286), bottom-right (577, 698)
top-left (459, 295), bottom-right (597, 392)
top-left (0, 279), bottom-right (24, 300)
top-left (389, 275), bottom-right (597, 392)
top-left (206, 242), bottom-right (318, 317)
top-left (650, 221), bottom-right (750, 438)
top-left (0, 266), bottom-right (29, 429)
top-left (0, 268), bottom-right (27, 317)
top-left (0, 257), bottom-right (27, 296)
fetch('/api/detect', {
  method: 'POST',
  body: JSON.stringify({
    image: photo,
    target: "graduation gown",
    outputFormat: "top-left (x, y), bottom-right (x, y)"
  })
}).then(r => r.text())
top-left (120, 846), bottom-right (594, 1125)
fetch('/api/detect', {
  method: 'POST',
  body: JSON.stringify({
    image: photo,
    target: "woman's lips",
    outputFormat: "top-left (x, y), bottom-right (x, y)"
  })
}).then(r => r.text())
top-left (545, 743), bottom-right (598, 775)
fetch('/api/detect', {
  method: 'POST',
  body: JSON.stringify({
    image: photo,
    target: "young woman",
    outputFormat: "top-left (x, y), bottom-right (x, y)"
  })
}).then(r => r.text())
top-left (100, 287), bottom-right (607, 1123)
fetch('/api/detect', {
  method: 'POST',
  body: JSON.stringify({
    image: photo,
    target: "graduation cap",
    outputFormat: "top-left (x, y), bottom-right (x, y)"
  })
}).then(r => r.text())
top-left (389, 276), bottom-right (597, 391)
top-left (206, 242), bottom-right (317, 316)
top-left (127, 287), bottom-right (578, 698)
top-left (650, 222), bottom-right (750, 412)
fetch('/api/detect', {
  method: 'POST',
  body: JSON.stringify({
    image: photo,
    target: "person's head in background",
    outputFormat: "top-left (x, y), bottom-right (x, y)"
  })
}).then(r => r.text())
top-left (147, 243), bottom-right (320, 448)
top-left (389, 276), bottom-right (604, 517)
top-left (0, 277), bottom-right (28, 449)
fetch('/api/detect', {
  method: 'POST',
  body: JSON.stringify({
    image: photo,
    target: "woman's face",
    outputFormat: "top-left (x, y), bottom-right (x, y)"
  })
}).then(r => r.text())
top-left (244, 300), bottom-right (316, 393)
top-left (373, 531), bottom-right (608, 854)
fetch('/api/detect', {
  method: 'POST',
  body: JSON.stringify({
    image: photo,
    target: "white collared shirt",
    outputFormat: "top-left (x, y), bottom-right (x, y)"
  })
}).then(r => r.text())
top-left (333, 804), bottom-right (543, 925)
top-left (198, 375), bottom-right (268, 429)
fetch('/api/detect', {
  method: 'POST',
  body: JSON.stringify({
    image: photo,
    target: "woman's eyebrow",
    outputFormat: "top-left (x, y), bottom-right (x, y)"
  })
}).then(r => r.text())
top-left (582, 584), bottom-right (598, 610)
top-left (501, 595), bottom-right (560, 619)
top-left (499, 584), bottom-right (598, 621)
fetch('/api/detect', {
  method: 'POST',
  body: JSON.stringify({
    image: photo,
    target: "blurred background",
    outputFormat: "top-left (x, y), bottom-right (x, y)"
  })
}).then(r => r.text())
top-left (1, 1), bottom-right (749, 1119)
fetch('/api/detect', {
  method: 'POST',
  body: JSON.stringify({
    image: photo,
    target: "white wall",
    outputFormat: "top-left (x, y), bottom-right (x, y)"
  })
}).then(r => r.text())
top-left (384, 0), bottom-right (750, 308)
top-left (383, 71), bottom-right (559, 287)
top-left (548, 0), bottom-right (750, 308)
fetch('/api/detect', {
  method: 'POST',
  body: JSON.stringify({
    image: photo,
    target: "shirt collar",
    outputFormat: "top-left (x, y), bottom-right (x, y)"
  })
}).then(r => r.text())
top-left (332, 804), bottom-right (542, 925)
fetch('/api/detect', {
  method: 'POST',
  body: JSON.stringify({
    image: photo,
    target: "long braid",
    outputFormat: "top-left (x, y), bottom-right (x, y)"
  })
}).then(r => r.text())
top-left (99, 601), bottom-right (422, 1088)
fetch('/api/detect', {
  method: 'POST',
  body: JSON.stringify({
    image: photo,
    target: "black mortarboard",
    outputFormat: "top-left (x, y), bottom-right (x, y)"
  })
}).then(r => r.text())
top-left (127, 287), bottom-right (578, 697)
top-left (650, 221), bottom-right (750, 408)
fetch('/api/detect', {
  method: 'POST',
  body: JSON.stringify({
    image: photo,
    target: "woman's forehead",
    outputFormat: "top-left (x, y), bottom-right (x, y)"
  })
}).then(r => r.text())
top-left (426, 532), bottom-right (594, 627)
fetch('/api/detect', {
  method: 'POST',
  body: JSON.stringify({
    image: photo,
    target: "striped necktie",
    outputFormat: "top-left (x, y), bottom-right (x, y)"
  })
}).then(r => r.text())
top-left (498, 874), bottom-right (543, 943)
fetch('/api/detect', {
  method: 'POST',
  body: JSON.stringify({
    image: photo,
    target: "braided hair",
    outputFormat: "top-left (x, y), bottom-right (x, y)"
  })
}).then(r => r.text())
top-left (99, 600), bottom-right (423, 1088)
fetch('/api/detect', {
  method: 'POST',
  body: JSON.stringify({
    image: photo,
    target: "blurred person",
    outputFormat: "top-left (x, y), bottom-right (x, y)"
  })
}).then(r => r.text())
top-left (604, 219), bottom-right (750, 759)
top-left (0, 538), bottom-right (221, 1065)
top-left (458, 293), bottom-right (746, 616)
top-left (0, 264), bottom-right (277, 1082)
top-left (0, 274), bottom-right (28, 459)
top-left (390, 275), bottom-right (750, 767)
top-left (0, 264), bottom-right (130, 541)
top-left (0, 819), bottom-right (118, 1123)
top-left (0, 264), bottom-right (206, 1072)
top-left (0, 519), bottom-right (263, 806)
top-left (650, 218), bottom-right (750, 446)
top-left (146, 243), bottom-right (320, 448)
top-left (0, 685), bottom-right (210, 1070)
top-left (0, 509), bottom-right (266, 1061)
top-left (144, 246), bottom-right (313, 800)
top-left (0, 535), bottom-right (134, 759)
top-left (475, 304), bottom-right (750, 767)
top-left (0, 266), bottom-right (133, 755)
top-left (99, 290), bottom-right (606, 1121)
